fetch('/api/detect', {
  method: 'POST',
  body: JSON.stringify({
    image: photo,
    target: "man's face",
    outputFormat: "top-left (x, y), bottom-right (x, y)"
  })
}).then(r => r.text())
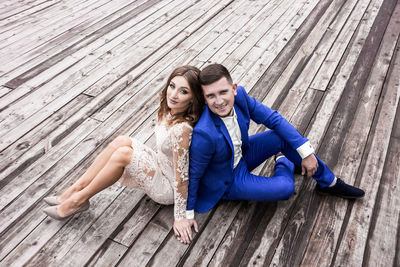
top-left (202, 77), bottom-right (237, 117)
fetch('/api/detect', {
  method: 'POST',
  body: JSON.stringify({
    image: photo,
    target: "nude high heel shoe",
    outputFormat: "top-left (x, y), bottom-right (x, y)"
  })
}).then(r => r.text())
top-left (43, 201), bottom-right (90, 220)
top-left (43, 196), bottom-right (61, 206)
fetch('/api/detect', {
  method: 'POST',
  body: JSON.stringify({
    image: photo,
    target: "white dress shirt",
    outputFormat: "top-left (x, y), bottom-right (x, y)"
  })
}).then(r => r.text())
top-left (220, 107), bottom-right (242, 169)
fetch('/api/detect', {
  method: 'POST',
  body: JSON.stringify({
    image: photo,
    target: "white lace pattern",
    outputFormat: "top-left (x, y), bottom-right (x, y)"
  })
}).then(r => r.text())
top-left (120, 118), bottom-right (192, 220)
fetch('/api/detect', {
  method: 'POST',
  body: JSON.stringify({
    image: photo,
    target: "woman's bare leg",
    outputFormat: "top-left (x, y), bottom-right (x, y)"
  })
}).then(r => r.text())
top-left (58, 136), bottom-right (132, 202)
top-left (56, 145), bottom-right (133, 216)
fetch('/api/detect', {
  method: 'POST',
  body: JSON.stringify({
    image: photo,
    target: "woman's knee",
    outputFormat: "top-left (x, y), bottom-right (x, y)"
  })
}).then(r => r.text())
top-left (109, 135), bottom-right (132, 150)
top-left (110, 146), bottom-right (133, 166)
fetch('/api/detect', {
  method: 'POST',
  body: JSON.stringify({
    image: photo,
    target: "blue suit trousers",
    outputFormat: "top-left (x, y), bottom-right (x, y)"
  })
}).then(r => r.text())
top-left (222, 130), bottom-right (335, 202)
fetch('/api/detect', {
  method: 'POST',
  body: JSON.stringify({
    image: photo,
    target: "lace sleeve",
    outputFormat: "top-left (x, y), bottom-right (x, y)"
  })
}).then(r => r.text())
top-left (170, 122), bottom-right (193, 221)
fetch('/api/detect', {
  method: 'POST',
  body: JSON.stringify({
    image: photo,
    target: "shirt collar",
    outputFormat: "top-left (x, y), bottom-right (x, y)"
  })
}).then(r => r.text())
top-left (220, 106), bottom-right (237, 121)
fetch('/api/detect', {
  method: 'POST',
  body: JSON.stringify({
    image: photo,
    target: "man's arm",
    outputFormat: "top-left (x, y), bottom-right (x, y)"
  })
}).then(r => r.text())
top-left (186, 129), bottom-right (214, 216)
top-left (241, 87), bottom-right (312, 156)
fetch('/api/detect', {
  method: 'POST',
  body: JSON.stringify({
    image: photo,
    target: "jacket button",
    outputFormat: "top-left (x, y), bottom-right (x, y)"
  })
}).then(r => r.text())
top-left (224, 181), bottom-right (229, 185)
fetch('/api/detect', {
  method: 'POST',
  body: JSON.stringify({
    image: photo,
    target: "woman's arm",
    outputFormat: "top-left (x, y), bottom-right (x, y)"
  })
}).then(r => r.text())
top-left (170, 123), bottom-right (198, 243)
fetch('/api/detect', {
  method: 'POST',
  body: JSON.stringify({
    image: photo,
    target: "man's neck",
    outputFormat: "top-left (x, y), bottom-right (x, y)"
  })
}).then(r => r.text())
top-left (219, 107), bottom-right (234, 118)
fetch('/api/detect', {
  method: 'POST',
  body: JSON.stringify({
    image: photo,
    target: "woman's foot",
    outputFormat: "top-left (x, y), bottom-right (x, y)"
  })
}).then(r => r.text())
top-left (55, 194), bottom-right (89, 217)
top-left (58, 185), bottom-right (81, 203)
top-left (43, 196), bottom-right (61, 206)
top-left (43, 200), bottom-right (90, 220)
top-left (43, 185), bottom-right (81, 206)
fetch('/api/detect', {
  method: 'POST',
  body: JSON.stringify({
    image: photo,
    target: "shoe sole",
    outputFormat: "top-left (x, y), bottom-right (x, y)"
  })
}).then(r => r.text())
top-left (315, 190), bottom-right (365, 199)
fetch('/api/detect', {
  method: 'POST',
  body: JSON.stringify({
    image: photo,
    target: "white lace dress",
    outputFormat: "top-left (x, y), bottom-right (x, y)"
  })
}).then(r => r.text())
top-left (119, 118), bottom-right (192, 220)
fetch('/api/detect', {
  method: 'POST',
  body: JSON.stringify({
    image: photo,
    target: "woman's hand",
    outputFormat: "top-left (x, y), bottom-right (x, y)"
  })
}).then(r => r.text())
top-left (301, 154), bottom-right (318, 178)
top-left (173, 218), bottom-right (199, 244)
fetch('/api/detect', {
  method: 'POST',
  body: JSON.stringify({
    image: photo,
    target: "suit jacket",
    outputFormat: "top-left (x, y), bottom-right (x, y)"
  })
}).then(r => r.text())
top-left (187, 86), bottom-right (309, 213)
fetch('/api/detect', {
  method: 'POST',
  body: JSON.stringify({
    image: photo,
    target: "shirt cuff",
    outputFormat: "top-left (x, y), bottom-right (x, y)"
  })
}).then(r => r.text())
top-left (296, 141), bottom-right (314, 159)
top-left (186, 210), bottom-right (194, 219)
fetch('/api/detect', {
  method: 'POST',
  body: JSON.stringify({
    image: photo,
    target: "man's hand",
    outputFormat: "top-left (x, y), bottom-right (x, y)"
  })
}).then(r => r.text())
top-left (173, 218), bottom-right (199, 244)
top-left (301, 154), bottom-right (318, 178)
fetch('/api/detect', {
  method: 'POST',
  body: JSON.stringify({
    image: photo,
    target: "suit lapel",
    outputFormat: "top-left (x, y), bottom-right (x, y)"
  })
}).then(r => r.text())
top-left (234, 105), bottom-right (249, 147)
top-left (210, 109), bottom-right (234, 153)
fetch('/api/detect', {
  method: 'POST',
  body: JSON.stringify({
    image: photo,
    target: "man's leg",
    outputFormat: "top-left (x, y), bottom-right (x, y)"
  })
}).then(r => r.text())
top-left (223, 157), bottom-right (295, 201)
top-left (243, 130), bottom-right (335, 187)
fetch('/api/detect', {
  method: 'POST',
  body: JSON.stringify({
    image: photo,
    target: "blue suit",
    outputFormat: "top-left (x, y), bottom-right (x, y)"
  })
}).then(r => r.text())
top-left (188, 86), bottom-right (334, 213)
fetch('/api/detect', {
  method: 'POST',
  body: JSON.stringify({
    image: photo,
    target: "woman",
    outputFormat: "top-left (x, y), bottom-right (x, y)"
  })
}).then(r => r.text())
top-left (43, 65), bottom-right (204, 244)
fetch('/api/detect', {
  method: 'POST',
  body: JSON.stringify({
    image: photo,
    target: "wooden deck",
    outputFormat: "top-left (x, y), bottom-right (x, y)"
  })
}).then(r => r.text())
top-left (0, 0), bottom-right (399, 266)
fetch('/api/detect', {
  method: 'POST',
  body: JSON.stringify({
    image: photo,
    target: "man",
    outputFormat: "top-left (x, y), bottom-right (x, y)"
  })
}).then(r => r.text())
top-left (185, 63), bottom-right (364, 219)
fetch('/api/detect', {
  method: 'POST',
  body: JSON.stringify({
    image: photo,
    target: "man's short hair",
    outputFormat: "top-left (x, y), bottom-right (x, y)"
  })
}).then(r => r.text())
top-left (199, 63), bottom-right (233, 85)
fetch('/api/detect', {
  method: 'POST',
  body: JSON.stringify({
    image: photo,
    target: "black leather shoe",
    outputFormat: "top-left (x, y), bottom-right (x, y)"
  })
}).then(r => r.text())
top-left (316, 178), bottom-right (365, 199)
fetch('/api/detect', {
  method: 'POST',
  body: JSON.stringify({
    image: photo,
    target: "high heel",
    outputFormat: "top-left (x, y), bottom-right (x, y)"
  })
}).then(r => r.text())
top-left (43, 201), bottom-right (90, 220)
top-left (43, 196), bottom-right (61, 206)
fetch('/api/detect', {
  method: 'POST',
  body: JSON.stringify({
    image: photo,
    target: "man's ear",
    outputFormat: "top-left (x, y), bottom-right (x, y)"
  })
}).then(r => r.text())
top-left (233, 83), bottom-right (238, 95)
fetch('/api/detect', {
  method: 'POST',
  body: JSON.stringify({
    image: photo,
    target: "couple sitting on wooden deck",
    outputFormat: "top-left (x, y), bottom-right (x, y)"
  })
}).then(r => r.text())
top-left (43, 63), bottom-right (365, 244)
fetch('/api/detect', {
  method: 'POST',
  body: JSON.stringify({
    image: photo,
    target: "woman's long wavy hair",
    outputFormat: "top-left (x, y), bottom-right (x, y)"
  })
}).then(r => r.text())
top-left (158, 65), bottom-right (204, 126)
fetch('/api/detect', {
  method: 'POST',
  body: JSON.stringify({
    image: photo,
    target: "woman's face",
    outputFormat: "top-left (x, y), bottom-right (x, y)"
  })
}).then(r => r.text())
top-left (166, 75), bottom-right (193, 114)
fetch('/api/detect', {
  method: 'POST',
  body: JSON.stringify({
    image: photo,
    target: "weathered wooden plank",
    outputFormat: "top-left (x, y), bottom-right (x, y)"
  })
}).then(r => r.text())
top-left (0, 117), bottom-right (101, 210)
top-left (117, 206), bottom-right (174, 267)
top-left (147, 211), bottom-right (211, 266)
top-left (0, 94), bottom-right (93, 187)
top-left (0, 0), bottom-right (37, 10)
top-left (290, 89), bottom-right (324, 134)
top-left (317, 0), bottom-right (396, 177)
top-left (277, 0), bottom-right (367, 121)
top-left (0, 0), bottom-right (164, 87)
top-left (112, 196), bottom-right (162, 247)
top-left (0, 0), bottom-right (106, 53)
top-left (193, 0), bottom-right (284, 65)
top-left (236, 0), bottom-right (319, 88)
top-left (0, 0), bottom-right (88, 37)
top-left (237, 174), bottom-right (306, 266)
top-left (237, 0), bottom-right (387, 265)
top-left (272, 1), bottom-right (399, 265)
top-left (2, 185), bottom-right (134, 266)
top-left (0, 86), bottom-right (11, 98)
top-left (207, 202), bottom-right (268, 267)
top-left (89, 0), bottom-right (262, 120)
top-left (89, 0), bottom-right (252, 119)
top-left (49, 188), bottom-right (145, 266)
top-left (363, 105), bottom-right (400, 266)
top-left (333, 10), bottom-right (400, 267)
top-left (248, 0), bottom-right (333, 101)
top-left (0, 0), bottom-right (229, 148)
top-left (306, 0), bottom-right (385, 149)
top-left (181, 201), bottom-right (241, 267)
top-left (308, 0), bottom-right (377, 91)
top-left (86, 239), bottom-right (127, 267)
top-left (0, 0), bottom-right (117, 58)
top-left (0, 0), bottom-right (61, 29)
top-left (260, 0), bottom-right (348, 110)
top-left (215, 0), bottom-right (297, 71)
top-left (0, 107), bottom-right (155, 262)
top-left (0, 0), bottom-right (51, 20)
top-left (0, 0), bottom-right (175, 140)
top-left (0, 176), bottom-right (125, 265)
top-left (0, 81), bottom-right (162, 234)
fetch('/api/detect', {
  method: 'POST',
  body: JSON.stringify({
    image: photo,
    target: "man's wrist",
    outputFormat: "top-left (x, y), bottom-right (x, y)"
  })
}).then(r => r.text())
top-left (186, 210), bottom-right (194, 219)
top-left (296, 141), bottom-right (314, 159)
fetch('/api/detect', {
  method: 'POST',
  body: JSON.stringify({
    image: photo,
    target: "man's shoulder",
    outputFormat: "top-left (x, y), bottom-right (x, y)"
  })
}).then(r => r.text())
top-left (193, 108), bottom-right (217, 134)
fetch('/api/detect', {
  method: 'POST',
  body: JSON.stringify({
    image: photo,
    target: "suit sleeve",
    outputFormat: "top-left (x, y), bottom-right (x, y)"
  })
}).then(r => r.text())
top-left (187, 128), bottom-right (214, 211)
top-left (241, 87), bottom-right (311, 152)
